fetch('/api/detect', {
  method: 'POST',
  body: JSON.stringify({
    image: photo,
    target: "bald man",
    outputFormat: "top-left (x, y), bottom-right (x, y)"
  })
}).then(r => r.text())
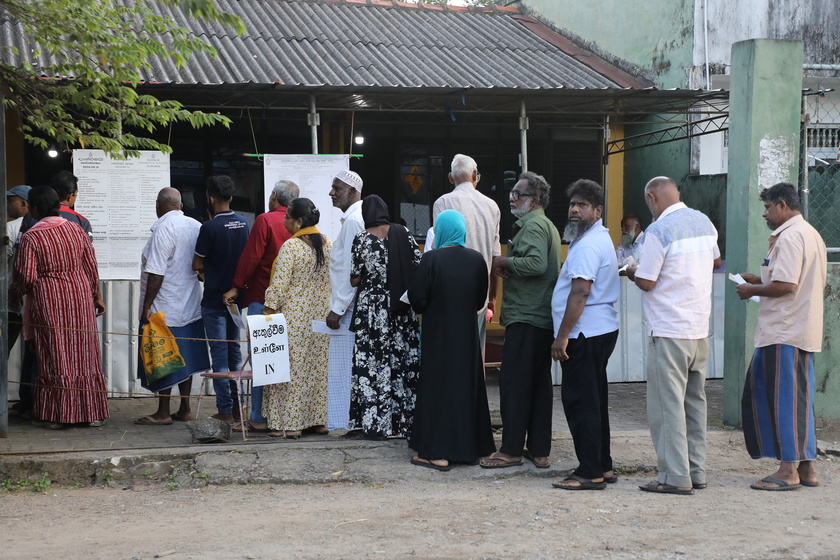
top-left (627, 177), bottom-right (721, 496)
top-left (135, 187), bottom-right (210, 425)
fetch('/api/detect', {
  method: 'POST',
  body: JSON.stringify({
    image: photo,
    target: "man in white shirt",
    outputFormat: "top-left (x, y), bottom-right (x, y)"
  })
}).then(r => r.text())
top-left (326, 170), bottom-right (364, 432)
top-left (627, 177), bottom-right (721, 496)
top-left (432, 154), bottom-right (501, 354)
top-left (135, 187), bottom-right (210, 425)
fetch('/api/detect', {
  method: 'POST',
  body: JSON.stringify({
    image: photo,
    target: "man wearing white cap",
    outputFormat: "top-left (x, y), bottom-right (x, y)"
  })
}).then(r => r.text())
top-left (326, 169), bottom-right (364, 431)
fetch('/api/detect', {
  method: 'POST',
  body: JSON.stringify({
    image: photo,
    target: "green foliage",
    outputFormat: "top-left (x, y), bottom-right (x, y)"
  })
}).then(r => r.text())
top-left (1, 472), bottom-right (52, 493)
top-left (0, 0), bottom-right (244, 158)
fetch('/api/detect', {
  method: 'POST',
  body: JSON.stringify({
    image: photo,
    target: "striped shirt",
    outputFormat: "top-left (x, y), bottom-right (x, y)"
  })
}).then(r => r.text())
top-left (635, 202), bottom-right (720, 339)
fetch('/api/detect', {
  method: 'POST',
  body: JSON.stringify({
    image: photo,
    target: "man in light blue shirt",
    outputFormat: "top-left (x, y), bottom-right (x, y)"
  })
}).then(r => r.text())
top-left (550, 179), bottom-right (619, 490)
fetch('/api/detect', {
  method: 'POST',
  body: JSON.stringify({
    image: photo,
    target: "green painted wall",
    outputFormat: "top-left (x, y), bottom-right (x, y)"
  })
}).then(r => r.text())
top-left (724, 40), bottom-right (804, 426)
top-left (519, 0), bottom-right (694, 88)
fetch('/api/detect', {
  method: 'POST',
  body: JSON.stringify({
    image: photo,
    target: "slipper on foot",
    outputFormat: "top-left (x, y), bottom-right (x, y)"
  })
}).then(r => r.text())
top-left (232, 421), bottom-right (269, 433)
top-left (479, 453), bottom-right (523, 469)
top-left (800, 480), bottom-right (820, 487)
top-left (410, 457), bottom-right (452, 472)
top-left (639, 481), bottom-right (694, 495)
top-left (604, 475), bottom-right (619, 484)
top-left (171, 412), bottom-right (193, 422)
top-left (267, 430), bottom-right (301, 439)
top-left (302, 426), bottom-right (329, 436)
top-left (552, 474), bottom-right (607, 491)
top-left (134, 416), bottom-right (173, 426)
top-left (523, 449), bottom-right (550, 469)
top-left (750, 476), bottom-right (800, 491)
top-left (693, 482), bottom-right (707, 489)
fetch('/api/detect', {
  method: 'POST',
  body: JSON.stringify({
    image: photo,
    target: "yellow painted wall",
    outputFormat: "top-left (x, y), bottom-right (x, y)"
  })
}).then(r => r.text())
top-left (605, 122), bottom-right (624, 245)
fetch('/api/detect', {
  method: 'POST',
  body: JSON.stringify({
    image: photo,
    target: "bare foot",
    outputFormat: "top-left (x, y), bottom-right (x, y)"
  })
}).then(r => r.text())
top-left (211, 412), bottom-right (235, 424)
top-left (172, 411), bottom-right (193, 422)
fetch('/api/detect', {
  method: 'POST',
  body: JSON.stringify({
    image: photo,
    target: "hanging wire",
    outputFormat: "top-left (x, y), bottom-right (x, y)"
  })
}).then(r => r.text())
top-left (247, 107), bottom-right (261, 161)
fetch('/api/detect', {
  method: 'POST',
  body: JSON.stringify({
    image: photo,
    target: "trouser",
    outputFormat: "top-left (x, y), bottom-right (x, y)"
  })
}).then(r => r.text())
top-left (246, 302), bottom-right (267, 423)
top-left (7, 312), bottom-right (37, 410)
top-left (647, 336), bottom-right (708, 488)
top-left (202, 306), bottom-right (242, 414)
top-left (561, 330), bottom-right (619, 479)
top-left (498, 322), bottom-right (554, 457)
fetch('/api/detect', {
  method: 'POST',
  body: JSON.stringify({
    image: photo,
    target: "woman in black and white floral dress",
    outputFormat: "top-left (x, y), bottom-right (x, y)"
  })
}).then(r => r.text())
top-left (347, 195), bottom-right (421, 439)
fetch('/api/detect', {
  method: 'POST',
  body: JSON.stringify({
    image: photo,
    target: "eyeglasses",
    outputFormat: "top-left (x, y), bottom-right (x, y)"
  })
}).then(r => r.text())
top-left (509, 190), bottom-right (537, 201)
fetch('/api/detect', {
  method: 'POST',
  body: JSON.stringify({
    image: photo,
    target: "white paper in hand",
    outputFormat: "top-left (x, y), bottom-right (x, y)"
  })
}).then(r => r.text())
top-left (729, 273), bottom-right (760, 302)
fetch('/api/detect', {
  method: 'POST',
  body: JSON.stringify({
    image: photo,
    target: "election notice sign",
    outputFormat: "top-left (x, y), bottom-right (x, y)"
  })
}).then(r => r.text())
top-left (247, 313), bottom-right (291, 386)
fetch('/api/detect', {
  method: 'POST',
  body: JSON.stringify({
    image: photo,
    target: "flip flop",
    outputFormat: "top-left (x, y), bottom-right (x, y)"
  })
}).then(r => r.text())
top-left (479, 453), bottom-right (523, 469)
top-left (800, 480), bottom-right (820, 487)
top-left (302, 426), bottom-right (329, 436)
top-left (523, 449), bottom-right (550, 468)
top-left (638, 481), bottom-right (694, 495)
top-left (171, 412), bottom-right (193, 422)
top-left (552, 474), bottom-right (607, 491)
top-left (604, 475), bottom-right (619, 484)
top-left (749, 476), bottom-right (801, 491)
top-left (134, 415), bottom-right (173, 426)
top-left (267, 430), bottom-right (301, 439)
top-left (232, 421), bottom-right (269, 433)
top-left (411, 457), bottom-right (452, 472)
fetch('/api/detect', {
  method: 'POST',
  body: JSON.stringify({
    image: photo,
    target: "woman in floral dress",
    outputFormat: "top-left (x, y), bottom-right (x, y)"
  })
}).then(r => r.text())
top-left (263, 198), bottom-right (332, 438)
top-left (346, 195), bottom-right (421, 439)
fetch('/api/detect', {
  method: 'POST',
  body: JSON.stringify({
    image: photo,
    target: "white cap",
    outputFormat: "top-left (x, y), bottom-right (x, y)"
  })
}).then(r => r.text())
top-left (333, 170), bottom-right (363, 192)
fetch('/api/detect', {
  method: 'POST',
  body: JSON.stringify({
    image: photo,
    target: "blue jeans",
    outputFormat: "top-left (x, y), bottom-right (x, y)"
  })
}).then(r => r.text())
top-left (246, 302), bottom-right (267, 423)
top-left (202, 306), bottom-right (242, 415)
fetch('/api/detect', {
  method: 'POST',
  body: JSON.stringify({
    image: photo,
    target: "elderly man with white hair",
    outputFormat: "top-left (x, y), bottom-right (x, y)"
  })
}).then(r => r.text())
top-left (327, 169), bottom-right (365, 434)
top-left (432, 154), bottom-right (501, 355)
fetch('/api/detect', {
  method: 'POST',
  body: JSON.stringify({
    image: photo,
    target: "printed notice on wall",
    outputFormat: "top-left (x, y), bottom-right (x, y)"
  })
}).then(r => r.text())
top-left (263, 154), bottom-right (349, 240)
top-left (73, 149), bottom-right (169, 280)
top-left (247, 313), bottom-right (291, 386)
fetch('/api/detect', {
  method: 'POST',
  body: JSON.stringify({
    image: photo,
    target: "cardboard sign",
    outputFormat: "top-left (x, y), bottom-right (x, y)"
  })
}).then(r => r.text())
top-left (247, 313), bottom-right (291, 386)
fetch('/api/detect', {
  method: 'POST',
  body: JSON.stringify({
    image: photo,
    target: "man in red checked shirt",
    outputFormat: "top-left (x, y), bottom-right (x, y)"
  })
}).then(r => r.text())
top-left (222, 179), bottom-right (299, 432)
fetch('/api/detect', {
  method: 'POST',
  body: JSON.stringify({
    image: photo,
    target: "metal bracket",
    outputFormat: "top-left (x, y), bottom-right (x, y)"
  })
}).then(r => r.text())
top-left (605, 114), bottom-right (728, 156)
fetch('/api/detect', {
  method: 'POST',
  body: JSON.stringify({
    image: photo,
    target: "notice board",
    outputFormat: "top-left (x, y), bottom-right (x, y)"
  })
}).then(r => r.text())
top-left (73, 149), bottom-right (169, 280)
top-left (263, 154), bottom-right (350, 240)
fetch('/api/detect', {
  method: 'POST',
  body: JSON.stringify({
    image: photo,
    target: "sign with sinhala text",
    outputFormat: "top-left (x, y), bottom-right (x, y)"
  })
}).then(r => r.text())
top-left (247, 313), bottom-right (291, 386)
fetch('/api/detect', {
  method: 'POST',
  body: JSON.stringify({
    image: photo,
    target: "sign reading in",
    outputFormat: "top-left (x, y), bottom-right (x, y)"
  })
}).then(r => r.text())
top-left (247, 313), bottom-right (291, 386)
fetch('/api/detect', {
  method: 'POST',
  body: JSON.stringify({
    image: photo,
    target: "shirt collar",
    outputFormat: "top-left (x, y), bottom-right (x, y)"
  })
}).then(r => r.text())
top-left (770, 213), bottom-right (804, 238)
top-left (513, 207), bottom-right (545, 229)
top-left (569, 219), bottom-right (606, 248)
top-left (657, 202), bottom-right (687, 221)
top-left (151, 209), bottom-right (184, 231)
top-left (212, 210), bottom-right (235, 219)
top-left (341, 199), bottom-right (363, 222)
top-left (455, 181), bottom-right (475, 191)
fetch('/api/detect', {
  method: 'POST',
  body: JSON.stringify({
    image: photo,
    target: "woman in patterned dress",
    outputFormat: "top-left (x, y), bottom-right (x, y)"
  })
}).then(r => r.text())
top-left (346, 195), bottom-right (421, 439)
top-left (263, 198), bottom-right (332, 438)
top-left (14, 186), bottom-right (109, 428)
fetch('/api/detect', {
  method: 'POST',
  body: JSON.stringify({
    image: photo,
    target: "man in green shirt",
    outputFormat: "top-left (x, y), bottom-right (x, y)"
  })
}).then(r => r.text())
top-left (480, 171), bottom-right (562, 469)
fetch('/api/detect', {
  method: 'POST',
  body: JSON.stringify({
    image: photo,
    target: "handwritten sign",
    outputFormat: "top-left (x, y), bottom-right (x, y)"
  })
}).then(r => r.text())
top-left (247, 313), bottom-right (291, 386)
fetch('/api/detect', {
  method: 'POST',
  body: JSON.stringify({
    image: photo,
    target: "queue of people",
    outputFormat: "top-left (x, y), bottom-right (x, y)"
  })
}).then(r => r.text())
top-left (6, 157), bottom-right (827, 495)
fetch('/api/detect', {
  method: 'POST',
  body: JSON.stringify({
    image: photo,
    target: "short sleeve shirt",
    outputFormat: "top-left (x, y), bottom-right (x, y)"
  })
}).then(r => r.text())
top-left (195, 211), bottom-right (249, 310)
top-left (552, 220), bottom-right (619, 338)
top-left (140, 210), bottom-right (202, 327)
top-left (754, 214), bottom-right (827, 351)
top-left (635, 203), bottom-right (720, 339)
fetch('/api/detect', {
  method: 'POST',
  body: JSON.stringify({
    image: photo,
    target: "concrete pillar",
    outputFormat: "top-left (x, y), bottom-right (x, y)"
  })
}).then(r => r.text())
top-left (723, 40), bottom-right (804, 425)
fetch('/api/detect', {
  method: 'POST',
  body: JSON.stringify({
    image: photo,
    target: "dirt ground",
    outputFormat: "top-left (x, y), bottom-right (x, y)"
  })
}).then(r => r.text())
top-left (3, 453), bottom-right (840, 560)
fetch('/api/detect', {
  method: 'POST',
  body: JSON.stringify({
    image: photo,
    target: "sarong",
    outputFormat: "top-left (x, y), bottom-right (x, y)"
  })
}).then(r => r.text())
top-left (326, 309), bottom-right (354, 430)
top-left (138, 319), bottom-right (210, 393)
top-left (742, 344), bottom-right (816, 462)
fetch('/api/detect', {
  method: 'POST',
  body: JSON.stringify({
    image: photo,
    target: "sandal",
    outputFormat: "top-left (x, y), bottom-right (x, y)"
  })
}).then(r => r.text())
top-left (552, 474), bottom-right (607, 491)
top-left (267, 430), bottom-right (302, 439)
top-left (523, 449), bottom-right (550, 468)
top-left (232, 421), bottom-right (269, 433)
top-left (479, 453), bottom-right (523, 469)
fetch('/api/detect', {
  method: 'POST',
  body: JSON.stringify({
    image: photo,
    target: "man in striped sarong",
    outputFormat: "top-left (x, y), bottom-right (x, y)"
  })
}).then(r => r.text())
top-left (736, 182), bottom-right (827, 491)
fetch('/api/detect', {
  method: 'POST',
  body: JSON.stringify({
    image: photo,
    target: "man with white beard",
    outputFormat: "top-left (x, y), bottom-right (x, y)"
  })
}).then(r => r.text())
top-left (550, 179), bottom-right (619, 490)
top-left (620, 214), bottom-right (645, 262)
top-left (480, 172), bottom-right (562, 470)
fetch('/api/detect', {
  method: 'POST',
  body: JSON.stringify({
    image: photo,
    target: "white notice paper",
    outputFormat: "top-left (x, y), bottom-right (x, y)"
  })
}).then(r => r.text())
top-left (263, 154), bottom-right (350, 241)
top-left (728, 273), bottom-right (761, 302)
top-left (227, 304), bottom-right (248, 330)
top-left (248, 313), bottom-right (291, 386)
top-left (73, 149), bottom-right (169, 280)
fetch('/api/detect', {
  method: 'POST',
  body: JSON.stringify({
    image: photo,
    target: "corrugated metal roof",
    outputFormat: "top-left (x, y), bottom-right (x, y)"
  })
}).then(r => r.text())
top-left (0, 0), bottom-right (654, 91)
